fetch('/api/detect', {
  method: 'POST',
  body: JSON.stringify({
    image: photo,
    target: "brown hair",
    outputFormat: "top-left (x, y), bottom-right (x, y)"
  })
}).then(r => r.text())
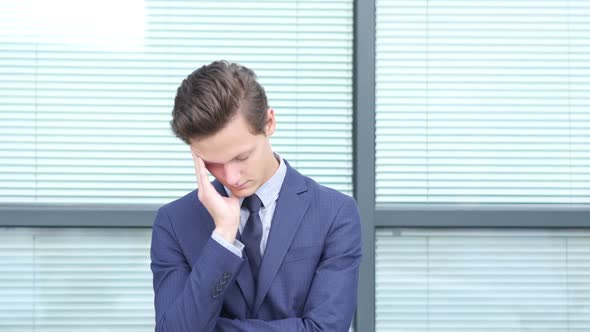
top-left (171, 60), bottom-right (269, 144)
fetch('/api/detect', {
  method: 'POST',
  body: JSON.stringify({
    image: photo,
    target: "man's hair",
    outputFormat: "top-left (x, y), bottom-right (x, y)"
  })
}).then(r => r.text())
top-left (171, 60), bottom-right (269, 144)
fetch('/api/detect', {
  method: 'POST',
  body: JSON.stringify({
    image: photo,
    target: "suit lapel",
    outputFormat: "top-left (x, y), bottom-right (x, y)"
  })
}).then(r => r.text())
top-left (252, 163), bottom-right (311, 315)
top-left (211, 180), bottom-right (256, 313)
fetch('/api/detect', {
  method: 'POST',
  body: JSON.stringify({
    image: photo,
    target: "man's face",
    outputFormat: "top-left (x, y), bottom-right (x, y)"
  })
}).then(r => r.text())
top-left (189, 109), bottom-right (277, 198)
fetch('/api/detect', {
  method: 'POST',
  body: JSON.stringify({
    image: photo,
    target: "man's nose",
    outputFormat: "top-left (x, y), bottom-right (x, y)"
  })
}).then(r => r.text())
top-left (224, 163), bottom-right (241, 185)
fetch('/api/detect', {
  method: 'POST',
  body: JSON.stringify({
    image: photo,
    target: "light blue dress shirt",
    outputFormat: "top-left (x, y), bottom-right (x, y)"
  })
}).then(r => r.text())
top-left (211, 153), bottom-right (287, 258)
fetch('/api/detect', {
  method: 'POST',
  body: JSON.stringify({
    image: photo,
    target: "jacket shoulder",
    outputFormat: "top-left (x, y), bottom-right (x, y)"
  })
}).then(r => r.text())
top-left (153, 189), bottom-right (208, 231)
top-left (301, 174), bottom-right (357, 210)
top-left (159, 189), bottom-right (199, 214)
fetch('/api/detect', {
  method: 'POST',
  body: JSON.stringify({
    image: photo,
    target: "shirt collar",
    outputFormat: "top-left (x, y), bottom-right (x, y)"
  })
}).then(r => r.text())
top-left (224, 153), bottom-right (287, 208)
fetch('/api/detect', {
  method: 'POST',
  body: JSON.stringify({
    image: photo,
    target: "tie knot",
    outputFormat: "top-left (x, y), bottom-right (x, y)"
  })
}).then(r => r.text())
top-left (242, 194), bottom-right (263, 213)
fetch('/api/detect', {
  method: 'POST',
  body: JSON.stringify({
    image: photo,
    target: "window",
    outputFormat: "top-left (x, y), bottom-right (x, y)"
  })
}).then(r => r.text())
top-left (375, 0), bottom-right (590, 205)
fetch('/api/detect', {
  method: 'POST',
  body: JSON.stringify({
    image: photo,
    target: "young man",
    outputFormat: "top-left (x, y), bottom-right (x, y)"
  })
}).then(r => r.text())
top-left (150, 60), bottom-right (362, 331)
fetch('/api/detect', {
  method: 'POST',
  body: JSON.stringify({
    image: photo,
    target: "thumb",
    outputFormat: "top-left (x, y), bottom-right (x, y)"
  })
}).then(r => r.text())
top-left (228, 195), bottom-right (240, 206)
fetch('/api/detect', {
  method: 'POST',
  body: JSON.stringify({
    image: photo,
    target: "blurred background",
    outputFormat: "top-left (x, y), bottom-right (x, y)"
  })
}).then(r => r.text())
top-left (0, 0), bottom-right (588, 331)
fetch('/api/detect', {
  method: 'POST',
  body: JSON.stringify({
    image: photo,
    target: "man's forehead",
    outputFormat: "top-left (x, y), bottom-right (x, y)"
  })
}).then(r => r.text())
top-left (190, 144), bottom-right (250, 164)
top-left (189, 145), bottom-right (217, 163)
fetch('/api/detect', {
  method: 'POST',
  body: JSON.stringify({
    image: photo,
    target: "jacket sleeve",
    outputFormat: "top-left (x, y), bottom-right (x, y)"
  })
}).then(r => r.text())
top-left (214, 196), bottom-right (363, 332)
top-left (150, 206), bottom-right (244, 332)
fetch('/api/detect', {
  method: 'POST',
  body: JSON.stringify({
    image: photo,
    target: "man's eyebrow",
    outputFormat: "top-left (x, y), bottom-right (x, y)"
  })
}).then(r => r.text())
top-left (193, 152), bottom-right (216, 165)
top-left (199, 148), bottom-right (254, 165)
top-left (201, 158), bottom-right (219, 165)
top-left (233, 149), bottom-right (254, 160)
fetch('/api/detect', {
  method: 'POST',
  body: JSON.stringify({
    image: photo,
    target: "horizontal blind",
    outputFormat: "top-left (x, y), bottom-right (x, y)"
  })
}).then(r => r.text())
top-left (0, 228), bottom-right (153, 332)
top-left (0, 0), bottom-right (353, 205)
top-left (0, 226), bottom-right (355, 332)
top-left (375, 0), bottom-right (590, 205)
top-left (376, 228), bottom-right (590, 332)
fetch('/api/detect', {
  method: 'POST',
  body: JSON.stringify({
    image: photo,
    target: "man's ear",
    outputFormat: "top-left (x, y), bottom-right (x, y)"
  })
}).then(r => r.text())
top-left (265, 108), bottom-right (276, 136)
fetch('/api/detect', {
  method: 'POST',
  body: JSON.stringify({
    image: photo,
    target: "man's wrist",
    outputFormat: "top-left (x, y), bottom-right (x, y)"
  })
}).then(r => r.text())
top-left (211, 230), bottom-right (244, 257)
top-left (214, 226), bottom-right (238, 243)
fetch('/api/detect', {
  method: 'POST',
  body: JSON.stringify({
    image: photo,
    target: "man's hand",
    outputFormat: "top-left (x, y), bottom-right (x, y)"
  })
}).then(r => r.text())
top-left (191, 150), bottom-right (240, 242)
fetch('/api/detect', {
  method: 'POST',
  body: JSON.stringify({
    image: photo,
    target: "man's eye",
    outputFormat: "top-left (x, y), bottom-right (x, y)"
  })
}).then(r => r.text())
top-left (236, 156), bottom-right (249, 162)
top-left (204, 161), bottom-right (219, 168)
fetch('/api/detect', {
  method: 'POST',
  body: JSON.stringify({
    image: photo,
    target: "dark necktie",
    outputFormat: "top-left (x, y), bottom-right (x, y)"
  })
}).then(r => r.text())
top-left (241, 194), bottom-right (263, 281)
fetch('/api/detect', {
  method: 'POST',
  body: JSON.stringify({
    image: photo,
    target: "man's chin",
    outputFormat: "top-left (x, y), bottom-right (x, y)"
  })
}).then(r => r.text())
top-left (228, 183), bottom-right (255, 198)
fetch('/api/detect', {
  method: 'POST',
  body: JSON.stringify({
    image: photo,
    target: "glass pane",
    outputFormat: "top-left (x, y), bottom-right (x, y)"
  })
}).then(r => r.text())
top-left (375, 0), bottom-right (590, 205)
top-left (0, 0), bottom-right (354, 205)
top-left (376, 228), bottom-right (590, 332)
top-left (0, 227), bottom-right (153, 332)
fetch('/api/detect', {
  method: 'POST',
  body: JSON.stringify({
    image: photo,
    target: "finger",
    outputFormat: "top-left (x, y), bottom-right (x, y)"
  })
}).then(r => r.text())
top-left (227, 195), bottom-right (240, 207)
top-left (195, 154), bottom-right (213, 193)
top-left (190, 150), bottom-right (201, 185)
top-left (196, 155), bottom-right (207, 186)
top-left (191, 150), bottom-right (207, 192)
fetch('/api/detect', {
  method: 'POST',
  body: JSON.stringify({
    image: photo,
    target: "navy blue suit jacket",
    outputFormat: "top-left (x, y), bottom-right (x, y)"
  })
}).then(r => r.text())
top-left (150, 161), bottom-right (362, 331)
